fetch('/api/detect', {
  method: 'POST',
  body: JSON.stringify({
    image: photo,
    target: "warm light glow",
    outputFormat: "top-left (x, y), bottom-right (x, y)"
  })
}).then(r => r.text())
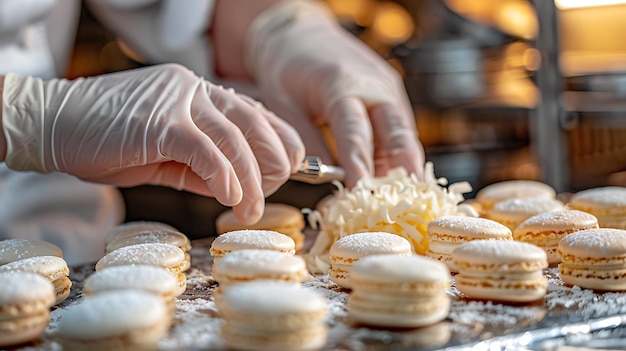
top-left (495, 0), bottom-right (538, 40)
top-left (370, 2), bottom-right (414, 44)
top-left (556, 0), bottom-right (626, 10)
top-left (447, 0), bottom-right (537, 39)
top-left (522, 48), bottom-right (541, 71)
top-left (323, 0), bottom-right (377, 26)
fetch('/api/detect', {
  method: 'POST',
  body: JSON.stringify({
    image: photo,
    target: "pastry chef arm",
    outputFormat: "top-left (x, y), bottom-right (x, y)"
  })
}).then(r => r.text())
top-left (88, 0), bottom-right (426, 187)
top-left (231, 0), bottom-right (426, 186)
top-left (0, 65), bottom-right (305, 225)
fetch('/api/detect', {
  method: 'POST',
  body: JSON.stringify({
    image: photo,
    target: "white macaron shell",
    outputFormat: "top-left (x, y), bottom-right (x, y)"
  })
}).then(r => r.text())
top-left (219, 281), bottom-right (327, 315)
top-left (351, 255), bottom-right (450, 284)
top-left (427, 216), bottom-right (512, 239)
top-left (0, 271), bottom-right (55, 305)
top-left (559, 228), bottom-right (626, 259)
top-left (515, 210), bottom-right (599, 232)
top-left (453, 240), bottom-right (547, 266)
top-left (106, 230), bottom-right (190, 253)
top-left (0, 256), bottom-right (68, 281)
top-left (215, 249), bottom-right (306, 277)
top-left (95, 243), bottom-right (185, 271)
top-left (569, 187), bottom-right (626, 212)
top-left (330, 232), bottom-right (412, 258)
top-left (0, 239), bottom-right (63, 265)
top-left (57, 290), bottom-right (166, 339)
top-left (476, 180), bottom-right (556, 206)
top-left (210, 230), bottom-right (295, 253)
top-left (84, 265), bottom-right (178, 296)
top-left (105, 221), bottom-right (178, 244)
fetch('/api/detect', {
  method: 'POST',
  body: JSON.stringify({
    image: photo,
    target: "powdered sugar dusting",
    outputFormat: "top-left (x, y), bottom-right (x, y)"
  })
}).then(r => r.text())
top-left (0, 239), bottom-right (63, 264)
top-left (477, 180), bottom-right (556, 200)
top-left (107, 230), bottom-right (189, 253)
top-left (330, 232), bottom-right (412, 256)
top-left (14, 239), bottom-right (626, 351)
top-left (491, 198), bottom-right (565, 214)
top-left (429, 216), bottom-right (512, 237)
top-left (570, 186), bottom-right (626, 209)
top-left (211, 230), bottom-right (295, 251)
top-left (545, 267), bottom-right (626, 318)
top-left (516, 210), bottom-right (599, 231)
top-left (95, 243), bottom-right (185, 270)
top-left (558, 228), bottom-right (626, 257)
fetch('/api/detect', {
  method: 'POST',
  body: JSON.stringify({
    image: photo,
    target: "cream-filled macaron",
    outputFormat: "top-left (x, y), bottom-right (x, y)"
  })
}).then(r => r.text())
top-left (484, 198), bottom-right (565, 231)
top-left (514, 210), bottom-right (599, 264)
top-left (0, 271), bottom-right (55, 348)
top-left (425, 216), bottom-right (512, 270)
top-left (213, 249), bottom-right (309, 289)
top-left (95, 243), bottom-right (187, 292)
top-left (558, 228), bottom-right (626, 291)
top-left (56, 290), bottom-right (171, 351)
top-left (216, 203), bottom-right (306, 252)
top-left (328, 232), bottom-right (412, 289)
top-left (215, 281), bottom-right (328, 351)
top-left (0, 238), bottom-right (63, 265)
top-left (348, 255), bottom-right (451, 328)
top-left (452, 240), bottom-right (548, 303)
top-left (0, 256), bottom-right (72, 305)
top-left (566, 186), bottom-right (626, 229)
top-left (105, 230), bottom-right (192, 271)
top-left (475, 180), bottom-right (556, 211)
top-left (210, 230), bottom-right (296, 265)
top-left (104, 221), bottom-right (178, 247)
top-left (84, 265), bottom-right (184, 305)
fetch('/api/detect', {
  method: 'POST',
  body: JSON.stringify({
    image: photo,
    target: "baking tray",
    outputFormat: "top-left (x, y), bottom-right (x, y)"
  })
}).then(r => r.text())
top-left (9, 234), bottom-right (626, 351)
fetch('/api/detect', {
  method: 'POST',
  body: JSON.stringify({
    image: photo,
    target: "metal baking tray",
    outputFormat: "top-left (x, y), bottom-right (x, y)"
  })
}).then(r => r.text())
top-left (9, 236), bottom-right (626, 351)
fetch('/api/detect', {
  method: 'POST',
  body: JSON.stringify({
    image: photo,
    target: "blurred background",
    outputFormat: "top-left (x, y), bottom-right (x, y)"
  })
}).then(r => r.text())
top-left (67, 0), bottom-right (626, 238)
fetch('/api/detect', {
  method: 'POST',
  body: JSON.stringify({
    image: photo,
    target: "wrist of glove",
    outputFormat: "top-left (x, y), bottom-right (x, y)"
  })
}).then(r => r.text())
top-left (245, 0), bottom-right (424, 186)
top-left (1, 64), bottom-right (305, 224)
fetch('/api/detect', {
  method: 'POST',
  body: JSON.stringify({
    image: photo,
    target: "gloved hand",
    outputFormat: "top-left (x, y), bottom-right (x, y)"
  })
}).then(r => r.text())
top-left (1, 64), bottom-right (305, 224)
top-left (246, 0), bottom-right (425, 187)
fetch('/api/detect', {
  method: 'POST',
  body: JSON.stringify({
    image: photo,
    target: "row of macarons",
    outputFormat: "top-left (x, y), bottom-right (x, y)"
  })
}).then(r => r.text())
top-left (469, 181), bottom-right (626, 234)
top-left (0, 221), bottom-right (192, 349)
top-left (207, 229), bottom-right (447, 349)
top-left (207, 225), bottom-right (626, 324)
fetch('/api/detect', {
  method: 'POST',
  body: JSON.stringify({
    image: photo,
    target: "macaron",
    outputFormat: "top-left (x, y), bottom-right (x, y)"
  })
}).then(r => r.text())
top-left (348, 255), bottom-right (451, 328)
top-left (0, 256), bottom-right (72, 305)
top-left (484, 198), bottom-right (565, 231)
top-left (566, 186), bottom-right (626, 229)
top-left (56, 290), bottom-right (171, 351)
top-left (557, 228), bottom-right (626, 291)
top-left (84, 265), bottom-right (184, 307)
top-left (212, 249), bottom-right (309, 290)
top-left (452, 240), bottom-right (548, 303)
top-left (209, 230), bottom-right (296, 264)
top-left (0, 271), bottom-right (55, 348)
top-left (216, 203), bottom-right (306, 252)
top-left (425, 216), bottom-right (512, 270)
top-left (514, 210), bottom-right (599, 264)
top-left (104, 221), bottom-right (178, 247)
top-left (95, 243), bottom-right (187, 292)
top-left (105, 230), bottom-right (192, 271)
top-left (215, 281), bottom-right (328, 351)
top-left (475, 180), bottom-right (556, 210)
top-left (328, 232), bottom-right (412, 289)
top-left (0, 238), bottom-right (63, 265)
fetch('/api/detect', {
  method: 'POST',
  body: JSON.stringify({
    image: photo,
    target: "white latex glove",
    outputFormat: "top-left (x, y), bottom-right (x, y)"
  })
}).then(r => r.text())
top-left (246, 0), bottom-right (425, 187)
top-left (2, 64), bottom-right (305, 224)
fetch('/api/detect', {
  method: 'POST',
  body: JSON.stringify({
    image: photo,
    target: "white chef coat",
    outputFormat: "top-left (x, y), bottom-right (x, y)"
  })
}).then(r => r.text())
top-left (0, 0), bottom-right (124, 265)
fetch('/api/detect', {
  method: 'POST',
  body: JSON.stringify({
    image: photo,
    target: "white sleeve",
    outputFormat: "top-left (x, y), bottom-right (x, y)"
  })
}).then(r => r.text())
top-left (86, 0), bottom-right (216, 79)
